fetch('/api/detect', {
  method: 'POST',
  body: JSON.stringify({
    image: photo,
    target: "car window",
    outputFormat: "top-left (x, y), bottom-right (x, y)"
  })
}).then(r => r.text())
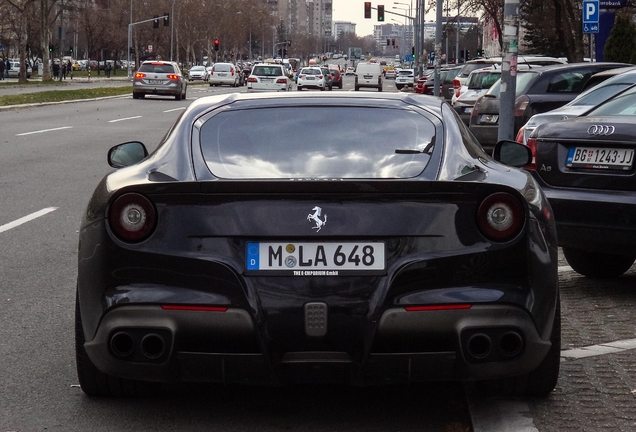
top-left (191, 66), bottom-right (205, 71)
top-left (587, 86), bottom-right (636, 116)
top-left (443, 68), bottom-right (462, 84)
top-left (399, 70), bottom-right (414, 76)
top-left (301, 68), bottom-right (321, 75)
top-left (547, 71), bottom-right (590, 93)
top-left (485, 71), bottom-right (538, 97)
top-left (570, 83), bottom-right (633, 106)
top-left (200, 107), bottom-right (436, 179)
top-left (139, 63), bottom-right (175, 74)
top-left (215, 64), bottom-right (232, 72)
top-left (252, 66), bottom-right (283, 76)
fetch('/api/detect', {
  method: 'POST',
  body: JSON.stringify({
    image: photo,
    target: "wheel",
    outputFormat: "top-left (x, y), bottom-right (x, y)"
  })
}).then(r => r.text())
top-left (297, 86), bottom-right (302, 91)
top-left (320, 86), bottom-right (325, 91)
top-left (175, 92), bottom-right (182, 101)
top-left (75, 289), bottom-right (160, 397)
top-left (132, 92), bottom-right (139, 99)
top-left (338, 83), bottom-right (343, 89)
top-left (396, 85), bottom-right (403, 90)
top-left (563, 247), bottom-right (636, 278)
top-left (355, 86), bottom-right (359, 91)
top-left (477, 294), bottom-right (561, 397)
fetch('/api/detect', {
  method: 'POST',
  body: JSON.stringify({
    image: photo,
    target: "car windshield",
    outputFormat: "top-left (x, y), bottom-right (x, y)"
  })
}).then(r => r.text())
top-left (587, 86), bottom-right (636, 116)
top-left (200, 107), bottom-right (436, 179)
top-left (215, 64), bottom-right (232, 72)
top-left (399, 70), bottom-right (414, 76)
top-left (190, 66), bottom-right (205, 71)
top-left (301, 68), bottom-right (321, 75)
top-left (252, 66), bottom-right (283, 76)
top-left (138, 63), bottom-right (175, 74)
top-left (467, 72), bottom-right (501, 90)
top-left (570, 83), bottom-right (634, 107)
top-left (459, 62), bottom-right (498, 78)
top-left (484, 71), bottom-right (538, 97)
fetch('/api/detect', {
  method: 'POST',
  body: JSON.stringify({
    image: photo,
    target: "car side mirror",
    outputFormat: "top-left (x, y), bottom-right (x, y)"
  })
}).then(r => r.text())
top-left (492, 140), bottom-right (532, 168)
top-left (108, 141), bottom-right (148, 168)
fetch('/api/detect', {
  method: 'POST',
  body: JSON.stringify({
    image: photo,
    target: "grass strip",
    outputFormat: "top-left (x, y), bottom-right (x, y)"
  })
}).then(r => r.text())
top-left (0, 86), bottom-right (132, 106)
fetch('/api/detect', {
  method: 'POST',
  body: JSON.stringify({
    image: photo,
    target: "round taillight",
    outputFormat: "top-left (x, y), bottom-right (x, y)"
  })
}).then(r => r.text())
top-left (108, 193), bottom-right (157, 242)
top-left (476, 193), bottom-right (525, 242)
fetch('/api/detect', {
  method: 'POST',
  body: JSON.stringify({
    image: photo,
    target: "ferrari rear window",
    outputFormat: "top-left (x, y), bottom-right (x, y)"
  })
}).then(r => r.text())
top-left (200, 107), bottom-right (436, 179)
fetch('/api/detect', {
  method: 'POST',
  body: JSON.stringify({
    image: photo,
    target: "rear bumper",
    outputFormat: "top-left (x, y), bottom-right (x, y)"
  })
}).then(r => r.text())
top-left (83, 303), bottom-right (552, 385)
top-left (535, 182), bottom-right (636, 254)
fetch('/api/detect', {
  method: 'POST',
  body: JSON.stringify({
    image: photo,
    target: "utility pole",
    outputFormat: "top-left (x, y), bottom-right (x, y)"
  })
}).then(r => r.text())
top-left (434, 0), bottom-right (443, 96)
top-left (497, 0), bottom-right (520, 142)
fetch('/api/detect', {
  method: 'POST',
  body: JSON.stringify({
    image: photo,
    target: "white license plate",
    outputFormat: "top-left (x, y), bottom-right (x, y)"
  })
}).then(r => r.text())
top-left (363, 75), bottom-right (373, 79)
top-left (218, 73), bottom-right (227, 77)
top-left (464, 107), bottom-right (473, 114)
top-left (567, 146), bottom-right (635, 170)
top-left (306, 77), bottom-right (315, 80)
top-left (246, 242), bottom-right (385, 273)
top-left (479, 114), bottom-right (499, 124)
top-left (147, 79), bottom-right (163, 84)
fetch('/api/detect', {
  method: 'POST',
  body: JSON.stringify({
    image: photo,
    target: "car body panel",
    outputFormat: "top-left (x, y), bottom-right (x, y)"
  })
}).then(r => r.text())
top-left (77, 93), bottom-right (558, 391)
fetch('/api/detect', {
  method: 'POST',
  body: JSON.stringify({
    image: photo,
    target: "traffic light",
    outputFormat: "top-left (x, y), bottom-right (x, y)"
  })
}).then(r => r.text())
top-left (164, 13), bottom-right (169, 26)
top-left (387, 39), bottom-right (390, 46)
top-left (377, 5), bottom-right (384, 21)
top-left (214, 39), bottom-right (220, 51)
top-left (49, 44), bottom-right (53, 53)
top-left (392, 38), bottom-right (395, 47)
top-left (69, 46), bottom-right (73, 55)
top-left (153, 15), bottom-right (159, 28)
top-left (476, 49), bottom-right (483, 57)
top-left (364, 2), bottom-right (371, 19)
top-left (466, 50), bottom-right (470, 59)
top-left (129, 47), bottom-right (135, 55)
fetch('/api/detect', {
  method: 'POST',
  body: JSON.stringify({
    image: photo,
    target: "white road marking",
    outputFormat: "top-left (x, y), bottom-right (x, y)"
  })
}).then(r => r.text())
top-left (163, 107), bottom-right (186, 113)
top-left (0, 207), bottom-right (58, 233)
top-left (108, 116), bottom-right (142, 123)
top-left (558, 265), bottom-right (573, 273)
top-left (16, 126), bottom-right (72, 136)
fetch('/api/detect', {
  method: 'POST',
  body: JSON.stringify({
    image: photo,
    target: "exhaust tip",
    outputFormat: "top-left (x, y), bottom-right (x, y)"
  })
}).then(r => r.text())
top-left (499, 331), bottom-right (524, 358)
top-left (141, 333), bottom-right (166, 359)
top-left (110, 331), bottom-right (134, 358)
top-left (466, 333), bottom-right (492, 360)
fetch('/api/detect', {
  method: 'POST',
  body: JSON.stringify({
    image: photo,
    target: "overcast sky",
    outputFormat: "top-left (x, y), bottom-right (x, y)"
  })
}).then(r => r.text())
top-left (333, 1), bottom-right (437, 37)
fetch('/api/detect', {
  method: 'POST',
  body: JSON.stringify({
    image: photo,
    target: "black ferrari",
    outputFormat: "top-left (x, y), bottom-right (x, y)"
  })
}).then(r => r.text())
top-left (76, 92), bottom-right (560, 397)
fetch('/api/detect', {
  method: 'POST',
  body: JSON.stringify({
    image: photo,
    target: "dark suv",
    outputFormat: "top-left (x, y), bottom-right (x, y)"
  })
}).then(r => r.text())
top-left (328, 65), bottom-right (343, 89)
top-left (469, 62), bottom-right (631, 152)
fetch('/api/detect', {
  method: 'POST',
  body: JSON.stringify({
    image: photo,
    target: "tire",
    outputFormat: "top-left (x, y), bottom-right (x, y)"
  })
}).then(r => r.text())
top-left (396, 85), bottom-right (403, 90)
top-left (320, 86), bottom-right (325, 91)
top-left (477, 294), bottom-right (561, 397)
top-left (297, 86), bottom-right (302, 91)
top-left (563, 247), bottom-right (636, 278)
top-left (132, 92), bottom-right (139, 99)
top-left (209, 83), bottom-right (213, 87)
top-left (175, 92), bottom-right (182, 101)
top-left (338, 83), bottom-right (343, 89)
top-left (75, 289), bottom-right (160, 397)
top-left (355, 86), bottom-right (359, 91)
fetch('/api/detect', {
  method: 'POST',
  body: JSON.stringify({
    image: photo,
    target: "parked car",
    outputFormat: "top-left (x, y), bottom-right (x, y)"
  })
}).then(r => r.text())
top-left (132, 60), bottom-right (187, 100)
top-left (453, 67), bottom-right (504, 125)
top-left (395, 68), bottom-right (415, 90)
top-left (328, 65), bottom-right (343, 89)
top-left (354, 62), bottom-right (383, 91)
top-left (7, 59), bottom-right (32, 78)
top-left (516, 66), bottom-right (636, 144)
top-left (469, 62), bottom-right (631, 152)
top-left (297, 66), bottom-right (329, 91)
top-left (188, 65), bottom-right (208, 81)
top-left (208, 62), bottom-right (240, 87)
top-left (75, 91), bottom-right (559, 397)
top-left (513, 84), bottom-right (636, 278)
top-left (454, 56), bottom-right (565, 88)
top-left (247, 63), bottom-right (292, 92)
top-left (418, 66), bottom-right (463, 101)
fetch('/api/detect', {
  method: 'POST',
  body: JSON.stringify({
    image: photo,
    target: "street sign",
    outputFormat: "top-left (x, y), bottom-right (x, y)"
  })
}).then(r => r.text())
top-left (0, 44), bottom-right (5, 51)
top-left (404, 54), bottom-right (414, 62)
top-left (583, 0), bottom-right (599, 33)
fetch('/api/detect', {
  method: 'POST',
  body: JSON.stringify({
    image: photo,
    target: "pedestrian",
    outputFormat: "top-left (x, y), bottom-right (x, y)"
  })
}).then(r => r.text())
top-left (67, 60), bottom-right (73, 79)
top-left (52, 61), bottom-right (59, 80)
top-left (0, 58), bottom-right (5, 80)
top-left (61, 61), bottom-right (67, 80)
top-left (105, 62), bottom-right (112, 78)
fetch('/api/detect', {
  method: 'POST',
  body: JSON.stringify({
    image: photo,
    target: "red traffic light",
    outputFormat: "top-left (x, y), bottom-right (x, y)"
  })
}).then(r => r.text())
top-left (364, 2), bottom-right (371, 19)
top-left (214, 39), bottom-right (219, 51)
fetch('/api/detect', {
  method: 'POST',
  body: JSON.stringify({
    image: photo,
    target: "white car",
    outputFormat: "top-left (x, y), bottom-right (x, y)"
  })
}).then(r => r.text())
top-left (395, 69), bottom-right (415, 90)
top-left (247, 63), bottom-right (292, 92)
top-left (297, 67), bottom-right (328, 91)
top-left (384, 69), bottom-right (396, 79)
top-left (188, 65), bottom-right (208, 81)
top-left (208, 62), bottom-right (240, 87)
top-left (7, 59), bottom-right (32, 78)
top-left (345, 67), bottom-right (355, 75)
top-left (452, 67), bottom-right (502, 125)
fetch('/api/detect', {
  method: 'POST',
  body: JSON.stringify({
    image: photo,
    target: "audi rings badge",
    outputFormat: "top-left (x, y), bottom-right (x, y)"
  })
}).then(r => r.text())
top-left (587, 125), bottom-right (616, 136)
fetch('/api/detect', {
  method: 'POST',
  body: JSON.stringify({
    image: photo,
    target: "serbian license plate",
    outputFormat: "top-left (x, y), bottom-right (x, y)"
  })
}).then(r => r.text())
top-left (147, 79), bottom-right (163, 84)
top-left (218, 73), bottom-right (227, 77)
top-left (479, 114), bottom-right (499, 124)
top-left (364, 75), bottom-right (373, 79)
top-left (246, 242), bottom-right (385, 275)
top-left (566, 146), bottom-right (635, 170)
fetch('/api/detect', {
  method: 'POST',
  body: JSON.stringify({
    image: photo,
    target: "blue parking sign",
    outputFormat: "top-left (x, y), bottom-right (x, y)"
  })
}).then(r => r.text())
top-left (582, 0), bottom-right (599, 33)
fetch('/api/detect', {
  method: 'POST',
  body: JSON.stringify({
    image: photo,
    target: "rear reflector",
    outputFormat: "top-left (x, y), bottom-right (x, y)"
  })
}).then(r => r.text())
top-left (161, 305), bottom-right (228, 312)
top-left (405, 304), bottom-right (472, 311)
